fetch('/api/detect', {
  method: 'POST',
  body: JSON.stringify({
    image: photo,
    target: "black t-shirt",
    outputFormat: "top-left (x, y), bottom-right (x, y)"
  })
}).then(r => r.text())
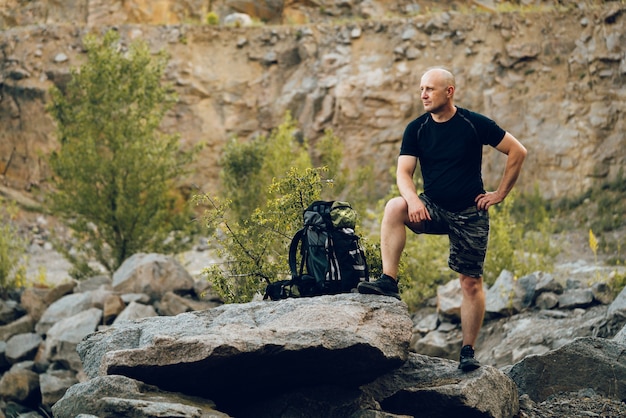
top-left (400, 107), bottom-right (505, 212)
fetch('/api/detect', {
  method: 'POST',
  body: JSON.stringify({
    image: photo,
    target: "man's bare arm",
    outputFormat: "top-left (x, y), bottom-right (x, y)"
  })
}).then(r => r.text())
top-left (475, 132), bottom-right (527, 210)
top-left (397, 155), bottom-right (431, 222)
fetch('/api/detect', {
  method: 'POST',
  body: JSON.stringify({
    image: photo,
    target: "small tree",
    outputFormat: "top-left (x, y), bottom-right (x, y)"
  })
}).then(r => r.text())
top-left (47, 30), bottom-right (198, 276)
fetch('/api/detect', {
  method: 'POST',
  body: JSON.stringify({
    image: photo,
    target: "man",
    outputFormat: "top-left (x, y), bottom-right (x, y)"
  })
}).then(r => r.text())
top-left (358, 67), bottom-right (527, 371)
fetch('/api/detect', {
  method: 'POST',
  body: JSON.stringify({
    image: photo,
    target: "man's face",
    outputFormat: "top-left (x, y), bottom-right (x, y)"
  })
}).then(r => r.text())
top-left (420, 73), bottom-right (451, 114)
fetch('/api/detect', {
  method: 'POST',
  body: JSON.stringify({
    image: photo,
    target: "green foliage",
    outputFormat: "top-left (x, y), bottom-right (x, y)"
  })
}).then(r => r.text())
top-left (555, 169), bottom-right (626, 233)
top-left (484, 190), bottom-right (557, 285)
top-left (197, 114), bottom-right (376, 303)
top-left (317, 128), bottom-right (377, 214)
top-left (220, 112), bottom-right (310, 222)
top-left (0, 198), bottom-right (28, 295)
top-left (608, 270), bottom-right (626, 297)
top-left (196, 167), bottom-right (327, 303)
top-left (206, 12), bottom-right (219, 25)
top-left (553, 169), bottom-right (625, 266)
top-left (46, 30), bottom-right (199, 277)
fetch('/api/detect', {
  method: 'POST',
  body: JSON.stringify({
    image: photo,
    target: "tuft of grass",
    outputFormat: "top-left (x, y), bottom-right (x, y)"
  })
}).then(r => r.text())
top-left (0, 197), bottom-right (28, 295)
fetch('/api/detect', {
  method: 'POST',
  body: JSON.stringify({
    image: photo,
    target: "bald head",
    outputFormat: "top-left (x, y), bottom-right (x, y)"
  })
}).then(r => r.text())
top-left (420, 68), bottom-right (456, 119)
top-left (422, 68), bottom-right (456, 91)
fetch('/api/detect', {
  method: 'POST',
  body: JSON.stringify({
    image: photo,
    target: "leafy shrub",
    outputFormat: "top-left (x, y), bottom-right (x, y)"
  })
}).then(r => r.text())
top-left (196, 114), bottom-right (375, 303)
top-left (0, 198), bottom-right (27, 295)
top-left (197, 167), bottom-right (327, 303)
top-left (206, 12), bottom-right (219, 25)
top-left (484, 190), bottom-right (557, 285)
top-left (46, 30), bottom-right (199, 277)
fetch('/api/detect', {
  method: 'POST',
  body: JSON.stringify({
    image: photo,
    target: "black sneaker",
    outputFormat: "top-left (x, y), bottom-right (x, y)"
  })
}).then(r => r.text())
top-left (357, 274), bottom-right (401, 300)
top-left (458, 345), bottom-right (481, 372)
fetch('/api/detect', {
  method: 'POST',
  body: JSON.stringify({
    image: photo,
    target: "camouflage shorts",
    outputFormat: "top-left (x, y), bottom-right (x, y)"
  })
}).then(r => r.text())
top-left (410, 193), bottom-right (489, 279)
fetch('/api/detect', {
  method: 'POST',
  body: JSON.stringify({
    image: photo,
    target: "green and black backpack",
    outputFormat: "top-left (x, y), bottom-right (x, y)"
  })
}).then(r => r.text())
top-left (264, 201), bottom-right (369, 300)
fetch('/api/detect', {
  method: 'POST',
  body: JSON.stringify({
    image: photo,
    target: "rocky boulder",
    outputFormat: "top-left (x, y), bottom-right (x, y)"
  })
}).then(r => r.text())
top-left (508, 337), bottom-right (626, 403)
top-left (362, 353), bottom-right (518, 418)
top-left (77, 294), bottom-right (413, 411)
top-left (56, 294), bottom-right (519, 418)
top-left (51, 374), bottom-right (229, 418)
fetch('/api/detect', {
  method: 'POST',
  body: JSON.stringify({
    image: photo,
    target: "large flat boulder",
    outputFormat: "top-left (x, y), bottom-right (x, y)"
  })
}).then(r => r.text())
top-left (78, 294), bottom-right (412, 409)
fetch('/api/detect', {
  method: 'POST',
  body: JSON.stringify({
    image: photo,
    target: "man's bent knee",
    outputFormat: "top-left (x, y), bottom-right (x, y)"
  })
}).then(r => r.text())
top-left (385, 197), bottom-right (408, 215)
top-left (384, 197), bottom-right (410, 223)
top-left (459, 275), bottom-right (484, 297)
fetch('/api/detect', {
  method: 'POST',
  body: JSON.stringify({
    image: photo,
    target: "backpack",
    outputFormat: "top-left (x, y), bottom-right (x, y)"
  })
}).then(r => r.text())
top-left (264, 201), bottom-right (369, 300)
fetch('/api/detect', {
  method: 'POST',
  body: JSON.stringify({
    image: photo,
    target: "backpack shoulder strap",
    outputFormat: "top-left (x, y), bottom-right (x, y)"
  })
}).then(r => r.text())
top-left (288, 228), bottom-right (305, 279)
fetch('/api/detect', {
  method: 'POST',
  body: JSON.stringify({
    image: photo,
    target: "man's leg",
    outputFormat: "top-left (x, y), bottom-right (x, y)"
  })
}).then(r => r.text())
top-left (380, 197), bottom-right (412, 279)
top-left (459, 274), bottom-right (485, 347)
top-left (458, 274), bottom-right (485, 371)
top-left (358, 197), bottom-right (411, 299)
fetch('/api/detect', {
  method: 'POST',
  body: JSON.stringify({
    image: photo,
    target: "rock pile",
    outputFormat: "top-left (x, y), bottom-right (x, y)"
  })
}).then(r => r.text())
top-left (0, 252), bottom-right (625, 417)
top-left (0, 253), bottom-right (222, 417)
top-left (412, 269), bottom-right (626, 368)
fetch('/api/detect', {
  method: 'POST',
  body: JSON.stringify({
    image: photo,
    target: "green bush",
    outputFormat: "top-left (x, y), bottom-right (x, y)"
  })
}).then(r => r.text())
top-left (196, 114), bottom-right (376, 303)
top-left (484, 190), bottom-right (557, 285)
top-left (197, 167), bottom-right (328, 303)
top-left (0, 198), bottom-right (27, 295)
top-left (206, 12), bottom-right (219, 25)
top-left (46, 30), bottom-right (200, 277)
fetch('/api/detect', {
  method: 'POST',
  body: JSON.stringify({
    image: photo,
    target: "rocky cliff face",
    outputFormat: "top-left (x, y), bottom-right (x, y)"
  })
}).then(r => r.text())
top-left (1, 1), bottom-right (625, 201)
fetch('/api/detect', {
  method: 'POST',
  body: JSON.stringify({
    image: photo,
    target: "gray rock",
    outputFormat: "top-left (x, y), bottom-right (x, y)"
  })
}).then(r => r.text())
top-left (112, 301), bottom-right (157, 324)
top-left (535, 292), bottom-right (559, 310)
top-left (52, 375), bottom-right (229, 418)
top-left (614, 323), bottom-right (626, 344)
top-left (591, 281), bottom-right (614, 305)
top-left (0, 314), bottom-right (36, 342)
top-left (361, 353), bottom-right (519, 418)
top-left (39, 369), bottom-right (79, 408)
top-left (486, 270), bottom-right (535, 316)
top-left (112, 253), bottom-right (195, 301)
top-left (156, 291), bottom-right (221, 316)
top-left (35, 292), bottom-right (93, 335)
top-left (20, 282), bottom-right (76, 323)
top-left (411, 330), bottom-right (461, 361)
top-left (5, 333), bottom-right (42, 364)
top-left (411, 311), bottom-right (439, 334)
top-left (78, 294), bottom-right (412, 409)
top-left (0, 299), bottom-right (22, 325)
top-left (436, 279), bottom-right (462, 322)
top-left (534, 272), bottom-right (563, 295)
top-left (558, 288), bottom-right (595, 309)
top-left (75, 275), bottom-right (112, 293)
top-left (0, 341), bottom-right (9, 372)
top-left (608, 285), bottom-right (626, 316)
top-left (43, 308), bottom-right (102, 371)
top-left (508, 337), bottom-right (626, 402)
top-left (0, 364), bottom-right (40, 404)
